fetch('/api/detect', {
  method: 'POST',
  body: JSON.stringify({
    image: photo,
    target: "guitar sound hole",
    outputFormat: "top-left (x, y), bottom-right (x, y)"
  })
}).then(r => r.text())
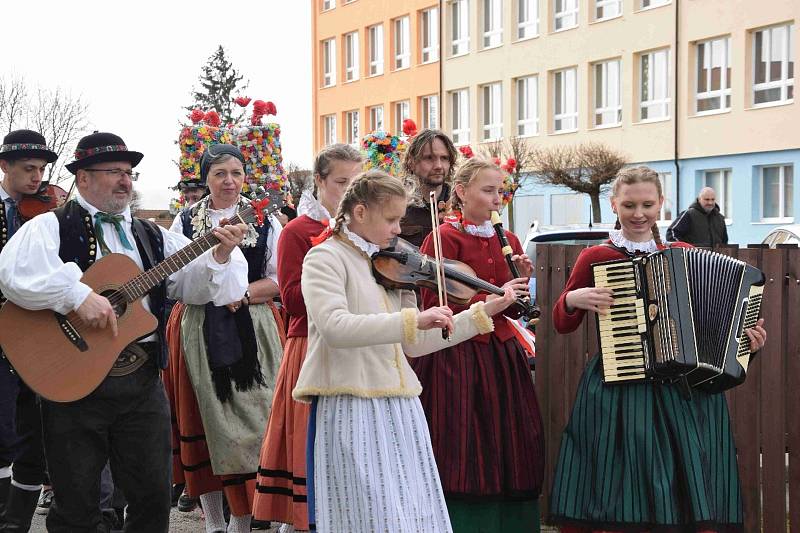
top-left (99, 289), bottom-right (127, 317)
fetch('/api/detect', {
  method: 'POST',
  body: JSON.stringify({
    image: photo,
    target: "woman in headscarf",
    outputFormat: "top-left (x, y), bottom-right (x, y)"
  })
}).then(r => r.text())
top-left (164, 144), bottom-right (284, 533)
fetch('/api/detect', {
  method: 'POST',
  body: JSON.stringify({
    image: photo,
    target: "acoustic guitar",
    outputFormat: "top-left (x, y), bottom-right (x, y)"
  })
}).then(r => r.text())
top-left (0, 190), bottom-right (284, 402)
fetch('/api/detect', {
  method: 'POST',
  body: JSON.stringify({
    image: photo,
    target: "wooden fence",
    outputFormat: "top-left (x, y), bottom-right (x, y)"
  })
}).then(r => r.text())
top-left (534, 244), bottom-right (800, 532)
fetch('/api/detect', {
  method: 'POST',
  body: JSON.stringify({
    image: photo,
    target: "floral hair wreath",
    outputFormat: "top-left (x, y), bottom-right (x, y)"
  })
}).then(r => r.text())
top-left (457, 145), bottom-right (519, 207)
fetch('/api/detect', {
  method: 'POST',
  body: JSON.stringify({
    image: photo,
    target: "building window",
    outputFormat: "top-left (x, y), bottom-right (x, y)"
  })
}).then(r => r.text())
top-left (640, 0), bottom-right (669, 9)
top-left (322, 0), bottom-right (335, 11)
top-left (345, 111), bottom-right (359, 146)
top-left (482, 0), bottom-right (503, 49)
top-left (344, 32), bottom-right (359, 82)
top-left (393, 16), bottom-right (410, 70)
top-left (551, 193), bottom-right (584, 224)
top-left (696, 37), bottom-right (731, 113)
top-left (394, 100), bottom-right (410, 133)
top-left (517, 0), bottom-right (539, 39)
top-left (369, 105), bottom-right (384, 131)
top-left (451, 0), bottom-right (470, 56)
top-left (594, 59), bottom-right (622, 127)
top-left (553, 0), bottom-right (578, 32)
top-left (640, 48), bottom-right (670, 121)
top-left (760, 164), bottom-right (794, 221)
top-left (368, 25), bottom-right (384, 76)
top-left (753, 24), bottom-right (795, 106)
top-left (595, 0), bottom-right (621, 21)
top-left (323, 115), bottom-right (337, 146)
top-left (481, 82), bottom-right (503, 140)
top-left (421, 8), bottom-right (439, 63)
top-left (450, 89), bottom-right (470, 144)
top-left (658, 171), bottom-right (673, 221)
top-left (421, 95), bottom-right (439, 129)
top-left (553, 68), bottom-right (577, 132)
top-left (702, 169), bottom-right (732, 218)
top-left (322, 38), bottom-right (336, 87)
top-left (516, 76), bottom-right (538, 136)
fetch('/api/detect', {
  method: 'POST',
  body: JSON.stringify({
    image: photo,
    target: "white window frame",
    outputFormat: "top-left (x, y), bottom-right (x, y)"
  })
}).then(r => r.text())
top-left (658, 171), bottom-right (673, 222)
top-left (752, 24), bottom-right (795, 107)
top-left (516, 75), bottom-right (539, 136)
top-left (421, 8), bottom-right (439, 63)
top-left (322, 0), bottom-right (336, 11)
top-left (344, 32), bottom-right (359, 82)
top-left (450, 0), bottom-right (470, 56)
top-left (323, 115), bottom-right (337, 146)
top-left (640, 0), bottom-right (669, 10)
top-left (702, 169), bottom-right (733, 221)
top-left (394, 16), bottom-right (410, 70)
top-left (322, 38), bottom-right (336, 87)
top-left (517, 0), bottom-right (539, 40)
top-left (595, 0), bottom-right (621, 21)
top-left (345, 110), bottom-right (359, 146)
top-left (394, 100), bottom-right (410, 134)
top-left (696, 37), bottom-right (731, 114)
top-left (450, 89), bottom-right (470, 145)
top-left (553, 68), bottom-right (578, 133)
top-left (759, 164), bottom-right (794, 222)
top-left (553, 0), bottom-right (578, 32)
top-left (481, 82), bottom-right (503, 141)
top-left (368, 25), bottom-right (384, 76)
top-left (594, 59), bottom-right (622, 128)
top-left (639, 48), bottom-right (671, 121)
top-left (369, 105), bottom-right (384, 132)
top-left (482, 0), bottom-right (503, 49)
top-left (421, 95), bottom-right (439, 129)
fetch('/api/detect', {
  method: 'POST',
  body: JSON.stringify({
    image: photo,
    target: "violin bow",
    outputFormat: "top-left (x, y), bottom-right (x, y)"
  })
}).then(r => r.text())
top-left (429, 192), bottom-right (450, 340)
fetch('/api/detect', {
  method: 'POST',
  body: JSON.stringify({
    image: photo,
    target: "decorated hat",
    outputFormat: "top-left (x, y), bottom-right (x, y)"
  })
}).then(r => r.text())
top-left (0, 129), bottom-right (57, 163)
top-left (66, 132), bottom-right (143, 174)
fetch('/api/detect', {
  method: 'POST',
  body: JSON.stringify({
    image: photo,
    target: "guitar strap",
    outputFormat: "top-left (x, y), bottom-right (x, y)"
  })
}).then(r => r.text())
top-left (132, 218), bottom-right (158, 269)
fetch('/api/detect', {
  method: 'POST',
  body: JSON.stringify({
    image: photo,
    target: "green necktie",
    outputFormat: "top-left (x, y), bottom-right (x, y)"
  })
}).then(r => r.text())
top-left (94, 212), bottom-right (134, 255)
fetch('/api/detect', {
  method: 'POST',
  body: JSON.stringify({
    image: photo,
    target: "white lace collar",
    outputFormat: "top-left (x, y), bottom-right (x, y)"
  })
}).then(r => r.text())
top-left (447, 219), bottom-right (495, 238)
top-left (342, 224), bottom-right (380, 256)
top-left (609, 229), bottom-right (658, 254)
top-left (297, 190), bottom-right (332, 223)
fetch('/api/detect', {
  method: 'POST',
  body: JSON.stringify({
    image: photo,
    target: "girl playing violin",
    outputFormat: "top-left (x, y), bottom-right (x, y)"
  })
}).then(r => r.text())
top-left (292, 170), bottom-right (517, 533)
top-left (411, 157), bottom-right (545, 532)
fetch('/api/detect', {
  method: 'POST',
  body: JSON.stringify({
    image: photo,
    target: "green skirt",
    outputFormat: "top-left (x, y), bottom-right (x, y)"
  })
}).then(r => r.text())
top-left (447, 497), bottom-right (539, 533)
top-left (549, 355), bottom-right (743, 531)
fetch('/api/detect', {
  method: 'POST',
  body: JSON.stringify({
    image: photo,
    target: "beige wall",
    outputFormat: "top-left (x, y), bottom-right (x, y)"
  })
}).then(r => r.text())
top-left (441, 0), bottom-right (798, 164)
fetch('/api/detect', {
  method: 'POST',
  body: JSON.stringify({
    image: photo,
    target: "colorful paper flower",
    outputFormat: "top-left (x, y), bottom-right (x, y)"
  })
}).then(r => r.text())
top-left (189, 108), bottom-right (205, 124)
top-left (402, 118), bottom-right (418, 137)
top-left (265, 101), bottom-right (277, 115)
top-left (459, 145), bottom-right (474, 159)
top-left (361, 131), bottom-right (407, 177)
top-left (252, 100), bottom-right (268, 115)
top-left (234, 96), bottom-right (252, 107)
top-left (204, 110), bottom-right (221, 127)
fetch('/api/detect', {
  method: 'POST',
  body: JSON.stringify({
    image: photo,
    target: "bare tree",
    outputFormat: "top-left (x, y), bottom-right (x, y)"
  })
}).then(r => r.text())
top-left (284, 162), bottom-right (313, 200)
top-left (0, 77), bottom-right (28, 135)
top-left (532, 142), bottom-right (627, 223)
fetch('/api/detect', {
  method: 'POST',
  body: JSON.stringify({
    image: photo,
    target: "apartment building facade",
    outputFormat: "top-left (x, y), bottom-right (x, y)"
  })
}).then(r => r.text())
top-left (440, 0), bottom-right (798, 243)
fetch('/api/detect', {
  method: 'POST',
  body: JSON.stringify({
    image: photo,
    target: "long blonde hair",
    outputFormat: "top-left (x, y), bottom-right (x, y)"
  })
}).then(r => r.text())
top-left (611, 166), bottom-right (664, 246)
top-left (449, 157), bottom-right (503, 214)
top-left (332, 169), bottom-right (407, 234)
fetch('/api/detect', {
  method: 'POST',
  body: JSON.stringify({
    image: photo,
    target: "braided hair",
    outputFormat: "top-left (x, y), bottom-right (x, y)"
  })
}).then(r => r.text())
top-left (611, 166), bottom-right (664, 246)
top-left (332, 169), bottom-right (407, 235)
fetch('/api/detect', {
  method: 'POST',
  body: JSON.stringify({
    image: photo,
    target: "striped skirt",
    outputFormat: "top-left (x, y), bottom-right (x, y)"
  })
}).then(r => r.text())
top-left (549, 354), bottom-right (743, 532)
top-left (253, 336), bottom-right (312, 530)
top-left (309, 395), bottom-right (452, 533)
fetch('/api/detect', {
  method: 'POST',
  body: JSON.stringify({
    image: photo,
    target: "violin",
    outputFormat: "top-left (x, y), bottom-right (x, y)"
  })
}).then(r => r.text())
top-left (371, 237), bottom-right (541, 321)
top-left (18, 182), bottom-right (69, 221)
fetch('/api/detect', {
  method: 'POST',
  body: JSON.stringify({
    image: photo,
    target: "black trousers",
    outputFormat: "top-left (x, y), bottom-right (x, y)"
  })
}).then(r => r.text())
top-left (0, 355), bottom-right (46, 486)
top-left (41, 353), bottom-right (171, 533)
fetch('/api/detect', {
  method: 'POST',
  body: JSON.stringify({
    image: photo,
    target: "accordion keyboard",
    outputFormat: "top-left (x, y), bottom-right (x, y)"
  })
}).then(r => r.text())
top-left (593, 261), bottom-right (648, 382)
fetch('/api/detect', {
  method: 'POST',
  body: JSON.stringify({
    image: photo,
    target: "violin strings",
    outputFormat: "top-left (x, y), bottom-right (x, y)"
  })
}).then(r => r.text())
top-left (429, 193), bottom-right (445, 308)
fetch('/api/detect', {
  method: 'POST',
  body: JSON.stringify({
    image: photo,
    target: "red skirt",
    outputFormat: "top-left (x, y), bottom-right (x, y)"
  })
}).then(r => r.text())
top-left (252, 336), bottom-right (311, 529)
top-left (163, 302), bottom-right (255, 517)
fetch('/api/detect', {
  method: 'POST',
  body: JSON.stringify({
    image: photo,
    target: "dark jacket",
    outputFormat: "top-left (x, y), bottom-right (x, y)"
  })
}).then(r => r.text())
top-left (399, 183), bottom-right (451, 249)
top-left (666, 200), bottom-right (728, 246)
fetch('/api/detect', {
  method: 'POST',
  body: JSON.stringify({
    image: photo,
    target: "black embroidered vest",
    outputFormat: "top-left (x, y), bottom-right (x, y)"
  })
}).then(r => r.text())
top-left (54, 200), bottom-right (169, 368)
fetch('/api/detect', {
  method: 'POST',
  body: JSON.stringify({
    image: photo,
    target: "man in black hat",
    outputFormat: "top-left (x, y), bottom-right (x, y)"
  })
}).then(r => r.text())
top-left (177, 178), bottom-right (207, 207)
top-left (0, 129), bottom-right (57, 532)
top-left (0, 132), bottom-right (251, 533)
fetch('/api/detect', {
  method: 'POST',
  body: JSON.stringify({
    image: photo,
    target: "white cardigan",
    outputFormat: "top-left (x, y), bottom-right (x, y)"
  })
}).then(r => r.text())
top-left (293, 235), bottom-right (494, 402)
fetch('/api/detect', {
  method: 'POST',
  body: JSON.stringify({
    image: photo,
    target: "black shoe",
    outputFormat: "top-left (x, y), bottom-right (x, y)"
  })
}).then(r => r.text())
top-left (250, 519), bottom-right (271, 530)
top-left (177, 490), bottom-right (197, 512)
top-left (0, 485), bottom-right (39, 531)
top-left (171, 483), bottom-right (185, 507)
top-left (0, 477), bottom-right (9, 517)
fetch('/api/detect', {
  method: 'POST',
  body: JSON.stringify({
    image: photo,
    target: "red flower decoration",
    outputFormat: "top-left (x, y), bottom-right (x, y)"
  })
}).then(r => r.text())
top-left (249, 197), bottom-right (271, 225)
top-left (252, 100), bottom-right (268, 115)
top-left (493, 157), bottom-right (502, 166)
top-left (458, 145), bottom-right (474, 158)
top-left (189, 108), bottom-right (205, 124)
top-left (251, 113), bottom-right (263, 126)
top-left (234, 96), bottom-right (252, 107)
top-left (506, 158), bottom-right (517, 171)
top-left (204, 110), bottom-right (221, 127)
top-left (402, 118), bottom-right (418, 137)
top-left (265, 101), bottom-right (277, 115)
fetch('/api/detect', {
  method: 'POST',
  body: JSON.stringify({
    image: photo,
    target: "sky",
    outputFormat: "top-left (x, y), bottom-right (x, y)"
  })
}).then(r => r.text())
top-left (3, 1), bottom-right (312, 208)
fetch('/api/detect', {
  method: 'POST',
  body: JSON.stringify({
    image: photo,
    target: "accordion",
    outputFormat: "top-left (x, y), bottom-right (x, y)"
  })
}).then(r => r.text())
top-left (591, 248), bottom-right (765, 393)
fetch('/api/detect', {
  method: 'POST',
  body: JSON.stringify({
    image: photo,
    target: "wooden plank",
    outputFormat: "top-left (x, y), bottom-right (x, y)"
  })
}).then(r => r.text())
top-left (534, 242), bottom-right (553, 518)
top-left (759, 248), bottom-right (786, 533)
top-left (784, 247), bottom-right (800, 533)
top-left (732, 247), bottom-right (762, 533)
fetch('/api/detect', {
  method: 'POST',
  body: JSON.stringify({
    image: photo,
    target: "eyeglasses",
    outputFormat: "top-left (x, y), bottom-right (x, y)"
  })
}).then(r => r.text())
top-left (84, 168), bottom-right (140, 181)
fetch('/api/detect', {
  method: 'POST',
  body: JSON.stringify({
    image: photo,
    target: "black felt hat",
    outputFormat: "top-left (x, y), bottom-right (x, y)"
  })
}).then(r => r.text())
top-left (66, 132), bottom-right (143, 174)
top-left (177, 178), bottom-right (208, 191)
top-left (0, 129), bottom-right (58, 163)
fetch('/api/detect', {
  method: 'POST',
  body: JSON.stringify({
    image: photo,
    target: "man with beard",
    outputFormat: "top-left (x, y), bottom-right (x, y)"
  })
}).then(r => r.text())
top-left (0, 132), bottom-right (250, 533)
top-left (666, 186), bottom-right (729, 246)
top-left (399, 129), bottom-right (458, 248)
